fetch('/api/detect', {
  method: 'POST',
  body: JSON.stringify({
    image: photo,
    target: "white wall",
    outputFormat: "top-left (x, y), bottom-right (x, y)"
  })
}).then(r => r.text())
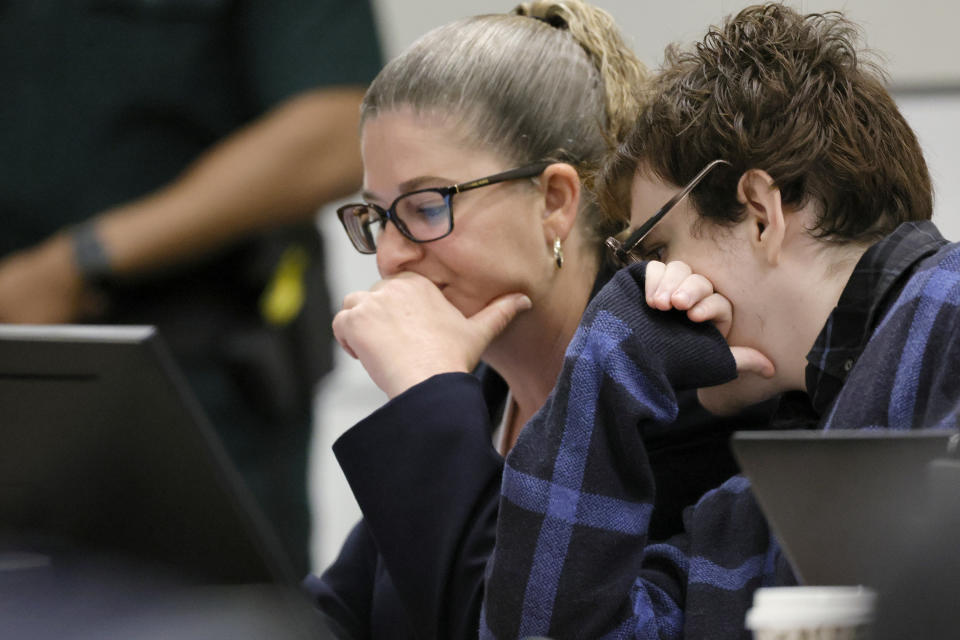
top-left (898, 94), bottom-right (960, 241)
top-left (310, 208), bottom-right (382, 569)
top-left (311, 0), bottom-right (960, 572)
top-left (372, 0), bottom-right (960, 87)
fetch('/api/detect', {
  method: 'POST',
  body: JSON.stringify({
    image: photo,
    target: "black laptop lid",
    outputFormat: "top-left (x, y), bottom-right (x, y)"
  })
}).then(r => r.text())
top-left (731, 428), bottom-right (958, 587)
top-left (732, 429), bottom-right (960, 639)
top-left (0, 324), bottom-right (295, 585)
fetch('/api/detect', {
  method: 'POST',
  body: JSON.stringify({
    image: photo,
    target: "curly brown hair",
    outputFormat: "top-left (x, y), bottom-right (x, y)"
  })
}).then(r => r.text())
top-left (599, 3), bottom-right (932, 243)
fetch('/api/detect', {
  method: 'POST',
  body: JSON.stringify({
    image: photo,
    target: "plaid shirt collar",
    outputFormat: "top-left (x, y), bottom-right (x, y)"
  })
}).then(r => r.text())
top-left (804, 221), bottom-right (948, 415)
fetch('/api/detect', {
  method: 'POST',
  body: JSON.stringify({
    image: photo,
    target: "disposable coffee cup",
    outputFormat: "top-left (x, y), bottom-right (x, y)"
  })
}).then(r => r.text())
top-left (745, 586), bottom-right (877, 640)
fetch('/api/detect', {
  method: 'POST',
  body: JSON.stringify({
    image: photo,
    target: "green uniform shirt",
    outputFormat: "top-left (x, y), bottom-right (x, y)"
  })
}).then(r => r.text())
top-left (1, 0), bottom-right (382, 251)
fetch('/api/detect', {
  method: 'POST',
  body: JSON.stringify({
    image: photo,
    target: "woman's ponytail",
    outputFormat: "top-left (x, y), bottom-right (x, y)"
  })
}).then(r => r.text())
top-left (513, 0), bottom-right (648, 142)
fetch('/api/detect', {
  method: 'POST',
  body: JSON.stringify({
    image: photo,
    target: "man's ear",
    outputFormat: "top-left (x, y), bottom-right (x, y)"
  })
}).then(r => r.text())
top-left (539, 163), bottom-right (581, 244)
top-left (736, 169), bottom-right (785, 266)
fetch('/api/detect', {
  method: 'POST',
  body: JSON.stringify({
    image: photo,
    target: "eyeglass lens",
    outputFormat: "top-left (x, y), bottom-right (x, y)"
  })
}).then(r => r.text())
top-left (339, 204), bottom-right (382, 253)
top-left (393, 191), bottom-right (451, 242)
top-left (342, 190), bottom-right (453, 253)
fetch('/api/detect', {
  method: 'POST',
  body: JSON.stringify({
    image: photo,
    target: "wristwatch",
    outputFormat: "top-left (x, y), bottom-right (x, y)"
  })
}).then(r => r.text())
top-left (70, 221), bottom-right (113, 285)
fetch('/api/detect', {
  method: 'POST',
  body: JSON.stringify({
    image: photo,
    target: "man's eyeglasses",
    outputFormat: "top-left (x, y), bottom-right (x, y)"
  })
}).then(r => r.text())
top-left (337, 162), bottom-right (551, 254)
top-left (605, 159), bottom-right (730, 267)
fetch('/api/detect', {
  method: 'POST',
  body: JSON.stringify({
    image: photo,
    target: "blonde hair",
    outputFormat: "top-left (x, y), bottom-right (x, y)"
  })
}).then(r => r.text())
top-left (361, 0), bottom-right (648, 245)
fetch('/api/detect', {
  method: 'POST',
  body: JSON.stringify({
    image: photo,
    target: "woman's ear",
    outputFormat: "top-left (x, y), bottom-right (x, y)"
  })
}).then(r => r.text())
top-left (737, 169), bottom-right (785, 266)
top-left (540, 163), bottom-right (581, 243)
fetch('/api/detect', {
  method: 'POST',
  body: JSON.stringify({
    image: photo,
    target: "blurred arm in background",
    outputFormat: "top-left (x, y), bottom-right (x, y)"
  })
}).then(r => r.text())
top-left (0, 85), bottom-right (364, 322)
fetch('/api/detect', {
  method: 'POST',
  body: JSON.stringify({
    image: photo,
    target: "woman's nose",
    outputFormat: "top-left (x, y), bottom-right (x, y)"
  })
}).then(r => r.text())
top-left (376, 221), bottom-right (424, 276)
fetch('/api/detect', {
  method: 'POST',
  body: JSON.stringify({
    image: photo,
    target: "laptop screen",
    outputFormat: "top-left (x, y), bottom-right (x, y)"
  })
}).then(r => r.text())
top-left (0, 324), bottom-right (294, 585)
top-left (732, 428), bottom-right (960, 640)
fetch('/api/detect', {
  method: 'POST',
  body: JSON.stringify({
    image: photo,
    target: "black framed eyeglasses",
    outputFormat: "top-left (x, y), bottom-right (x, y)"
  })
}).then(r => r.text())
top-left (337, 162), bottom-right (552, 254)
top-left (605, 159), bottom-right (731, 267)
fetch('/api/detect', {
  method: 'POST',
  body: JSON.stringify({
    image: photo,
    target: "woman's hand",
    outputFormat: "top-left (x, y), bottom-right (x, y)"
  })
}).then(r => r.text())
top-left (332, 271), bottom-right (532, 398)
top-left (643, 260), bottom-right (775, 410)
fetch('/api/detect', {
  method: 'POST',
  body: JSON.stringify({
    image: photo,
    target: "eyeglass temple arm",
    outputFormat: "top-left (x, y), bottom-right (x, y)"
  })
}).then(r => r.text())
top-left (619, 159), bottom-right (731, 256)
top-left (453, 162), bottom-right (553, 194)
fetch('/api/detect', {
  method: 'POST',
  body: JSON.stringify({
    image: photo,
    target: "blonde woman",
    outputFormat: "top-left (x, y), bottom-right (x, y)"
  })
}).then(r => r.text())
top-left (306, 3), bottom-right (770, 638)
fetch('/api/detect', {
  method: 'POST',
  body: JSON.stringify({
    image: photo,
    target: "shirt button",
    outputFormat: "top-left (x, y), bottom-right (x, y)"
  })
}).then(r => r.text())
top-left (843, 358), bottom-right (855, 372)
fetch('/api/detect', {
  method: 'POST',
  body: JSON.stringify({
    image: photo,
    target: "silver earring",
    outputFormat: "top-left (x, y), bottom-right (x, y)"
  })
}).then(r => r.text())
top-left (553, 237), bottom-right (564, 269)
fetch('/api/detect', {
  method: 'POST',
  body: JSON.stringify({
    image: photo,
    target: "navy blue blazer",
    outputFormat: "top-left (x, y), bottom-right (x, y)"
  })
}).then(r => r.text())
top-left (306, 371), bottom-right (502, 640)
top-left (305, 363), bottom-right (774, 639)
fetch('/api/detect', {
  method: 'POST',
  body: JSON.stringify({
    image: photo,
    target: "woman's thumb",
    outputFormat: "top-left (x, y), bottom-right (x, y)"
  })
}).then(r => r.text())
top-left (468, 293), bottom-right (533, 344)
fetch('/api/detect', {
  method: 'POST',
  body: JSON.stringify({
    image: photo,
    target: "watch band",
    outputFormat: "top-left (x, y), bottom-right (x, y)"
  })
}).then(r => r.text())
top-left (70, 221), bottom-right (113, 283)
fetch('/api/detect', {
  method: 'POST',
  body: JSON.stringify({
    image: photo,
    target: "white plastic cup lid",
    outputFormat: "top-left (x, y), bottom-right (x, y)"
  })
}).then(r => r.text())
top-left (745, 586), bottom-right (877, 630)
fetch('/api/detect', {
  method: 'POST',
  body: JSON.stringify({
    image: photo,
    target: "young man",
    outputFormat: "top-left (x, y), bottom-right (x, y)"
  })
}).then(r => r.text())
top-left (481, 4), bottom-right (960, 639)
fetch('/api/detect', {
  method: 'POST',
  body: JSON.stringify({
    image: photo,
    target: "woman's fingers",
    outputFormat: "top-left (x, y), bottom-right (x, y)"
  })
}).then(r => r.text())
top-left (331, 308), bottom-right (359, 359)
top-left (341, 290), bottom-right (365, 311)
top-left (468, 293), bottom-right (533, 346)
top-left (331, 271), bottom-right (532, 398)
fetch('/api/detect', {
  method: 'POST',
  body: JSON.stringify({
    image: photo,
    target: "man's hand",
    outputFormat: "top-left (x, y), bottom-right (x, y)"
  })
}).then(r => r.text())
top-left (0, 234), bottom-right (104, 323)
top-left (644, 259), bottom-right (734, 335)
top-left (643, 260), bottom-right (776, 412)
top-left (332, 271), bottom-right (532, 398)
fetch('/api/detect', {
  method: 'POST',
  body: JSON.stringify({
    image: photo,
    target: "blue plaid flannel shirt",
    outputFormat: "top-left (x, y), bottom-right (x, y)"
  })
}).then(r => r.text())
top-left (481, 221), bottom-right (960, 639)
